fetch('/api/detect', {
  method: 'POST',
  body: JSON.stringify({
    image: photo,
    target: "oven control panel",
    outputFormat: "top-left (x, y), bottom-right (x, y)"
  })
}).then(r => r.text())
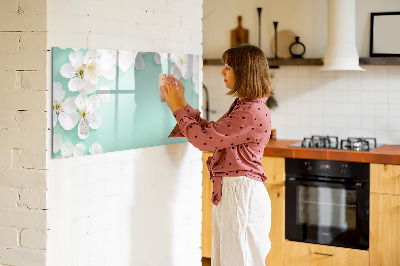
top-left (286, 158), bottom-right (369, 180)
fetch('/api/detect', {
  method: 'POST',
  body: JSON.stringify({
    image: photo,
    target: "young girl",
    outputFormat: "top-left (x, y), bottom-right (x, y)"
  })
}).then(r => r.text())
top-left (161, 44), bottom-right (273, 266)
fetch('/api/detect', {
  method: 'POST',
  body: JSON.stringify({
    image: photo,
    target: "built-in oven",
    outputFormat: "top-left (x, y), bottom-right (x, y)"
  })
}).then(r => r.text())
top-left (285, 158), bottom-right (370, 250)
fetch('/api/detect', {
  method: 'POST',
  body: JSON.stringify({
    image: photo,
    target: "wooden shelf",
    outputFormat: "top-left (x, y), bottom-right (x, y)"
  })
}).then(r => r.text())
top-left (203, 57), bottom-right (400, 67)
top-left (359, 57), bottom-right (400, 65)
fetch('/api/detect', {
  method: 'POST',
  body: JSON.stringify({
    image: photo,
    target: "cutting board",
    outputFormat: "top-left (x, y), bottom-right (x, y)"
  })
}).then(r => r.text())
top-left (231, 16), bottom-right (249, 48)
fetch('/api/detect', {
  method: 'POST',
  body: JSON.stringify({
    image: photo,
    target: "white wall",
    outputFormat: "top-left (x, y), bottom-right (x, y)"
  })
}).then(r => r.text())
top-left (203, 0), bottom-right (400, 58)
top-left (46, 0), bottom-right (203, 266)
top-left (203, 0), bottom-right (400, 145)
top-left (0, 0), bottom-right (48, 265)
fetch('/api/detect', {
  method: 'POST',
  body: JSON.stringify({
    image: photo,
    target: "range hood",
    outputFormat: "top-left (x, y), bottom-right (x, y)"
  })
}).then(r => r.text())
top-left (320, 0), bottom-right (365, 71)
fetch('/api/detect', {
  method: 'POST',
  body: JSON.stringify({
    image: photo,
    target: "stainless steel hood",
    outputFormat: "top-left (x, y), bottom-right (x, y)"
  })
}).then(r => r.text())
top-left (320, 0), bottom-right (365, 71)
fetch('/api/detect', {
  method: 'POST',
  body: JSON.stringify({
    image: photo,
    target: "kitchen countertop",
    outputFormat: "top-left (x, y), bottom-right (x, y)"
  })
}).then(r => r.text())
top-left (263, 139), bottom-right (400, 165)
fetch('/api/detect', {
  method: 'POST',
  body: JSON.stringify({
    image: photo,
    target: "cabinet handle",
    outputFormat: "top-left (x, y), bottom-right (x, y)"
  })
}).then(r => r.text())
top-left (313, 252), bottom-right (335, 257)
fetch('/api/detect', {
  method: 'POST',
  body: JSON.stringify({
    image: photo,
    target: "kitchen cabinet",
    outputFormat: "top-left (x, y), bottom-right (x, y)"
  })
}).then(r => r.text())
top-left (370, 163), bottom-right (400, 266)
top-left (201, 154), bottom-right (286, 266)
top-left (261, 156), bottom-right (285, 266)
top-left (284, 241), bottom-right (369, 266)
top-left (202, 152), bottom-right (213, 258)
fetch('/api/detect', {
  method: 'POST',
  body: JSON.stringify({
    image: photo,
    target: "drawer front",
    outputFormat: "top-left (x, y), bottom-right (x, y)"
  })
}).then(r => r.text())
top-left (284, 241), bottom-right (369, 266)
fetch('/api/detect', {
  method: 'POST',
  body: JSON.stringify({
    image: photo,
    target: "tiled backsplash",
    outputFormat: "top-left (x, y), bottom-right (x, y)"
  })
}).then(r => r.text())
top-left (203, 65), bottom-right (400, 145)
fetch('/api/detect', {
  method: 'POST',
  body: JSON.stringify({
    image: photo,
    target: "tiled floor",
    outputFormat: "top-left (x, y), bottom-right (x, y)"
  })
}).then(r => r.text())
top-left (202, 257), bottom-right (211, 266)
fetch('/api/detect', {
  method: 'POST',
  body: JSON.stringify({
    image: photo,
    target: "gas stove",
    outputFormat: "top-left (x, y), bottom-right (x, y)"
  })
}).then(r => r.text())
top-left (289, 135), bottom-right (381, 151)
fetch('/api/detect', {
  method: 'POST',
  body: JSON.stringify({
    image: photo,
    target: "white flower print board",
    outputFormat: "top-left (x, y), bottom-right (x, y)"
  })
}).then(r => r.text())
top-left (52, 47), bottom-right (201, 159)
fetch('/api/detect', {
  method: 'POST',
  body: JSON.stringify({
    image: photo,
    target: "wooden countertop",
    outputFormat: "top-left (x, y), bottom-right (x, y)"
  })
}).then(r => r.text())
top-left (263, 139), bottom-right (400, 165)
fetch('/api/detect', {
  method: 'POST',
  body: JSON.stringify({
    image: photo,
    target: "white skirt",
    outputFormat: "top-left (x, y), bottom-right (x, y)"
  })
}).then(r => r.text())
top-left (212, 176), bottom-right (271, 266)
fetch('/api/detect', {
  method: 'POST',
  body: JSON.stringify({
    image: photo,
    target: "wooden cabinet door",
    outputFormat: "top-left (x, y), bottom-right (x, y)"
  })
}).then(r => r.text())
top-left (370, 163), bottom-right (400, 195)
top-left (202, 152), bottom-right (213, 258)
top-left (284, 241), bottom-right (369, 266)
top-left (265, 184), bottom-right (285, 266)
top-left (262, 156), bottom-right (285, 186)
top-left (370, 193), bottom-right (400, 266)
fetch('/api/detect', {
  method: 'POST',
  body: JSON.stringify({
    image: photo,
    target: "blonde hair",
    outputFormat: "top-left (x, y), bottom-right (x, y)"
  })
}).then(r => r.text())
top-left (221, 44), bottom-right (273, 99)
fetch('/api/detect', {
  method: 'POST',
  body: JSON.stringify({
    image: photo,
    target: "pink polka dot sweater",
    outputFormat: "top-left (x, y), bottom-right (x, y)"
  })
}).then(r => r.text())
top-left (168, 97), bottom-right (272, 206)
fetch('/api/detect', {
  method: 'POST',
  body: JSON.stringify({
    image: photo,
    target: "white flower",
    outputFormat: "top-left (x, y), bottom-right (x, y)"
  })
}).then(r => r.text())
top-left (154, 53), bottom-right (168, 65)
top-left (53, 134), bottom-right (63, 154)
top-left (99, 50), bottom-right (117, 80)
top-left (89, 143), bottom-right (103, 155)
top-left (60, 49), bottom-right (101, 93)
top-left (192, 55), bottom-right (201, 94)
top-left (170, 53), bottom-right (193, 80)
top-left (97, 86), bottom-right (110, 103)
top-left (60, 142), bottom-right (86, 158)
top-left (118, 51), bottom-right (146, 71)
top-left (53, 82), bottom-right (79, 130)
top-left (75, 93), bottom-right (102, 139)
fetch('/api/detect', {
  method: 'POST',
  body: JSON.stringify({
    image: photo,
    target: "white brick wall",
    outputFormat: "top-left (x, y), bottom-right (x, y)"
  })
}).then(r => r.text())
top-left (46, 1), bottom-right (203, 266)
top-left (0, 0), bottom-right (48, 265)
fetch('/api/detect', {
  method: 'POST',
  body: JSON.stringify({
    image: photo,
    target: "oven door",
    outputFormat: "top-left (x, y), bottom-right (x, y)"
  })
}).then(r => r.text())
top-left (285, 177), bottom-right (369, 250)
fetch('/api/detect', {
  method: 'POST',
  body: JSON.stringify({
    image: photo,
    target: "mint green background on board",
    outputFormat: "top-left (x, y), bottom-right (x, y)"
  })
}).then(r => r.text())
top-left (52, 48), bottom-right (200, 158)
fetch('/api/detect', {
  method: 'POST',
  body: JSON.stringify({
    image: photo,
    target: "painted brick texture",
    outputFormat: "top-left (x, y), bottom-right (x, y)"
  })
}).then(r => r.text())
top-left (46, 0), bottom-right (203, 265)
top-left (0, 0), bottom-right (48, 265)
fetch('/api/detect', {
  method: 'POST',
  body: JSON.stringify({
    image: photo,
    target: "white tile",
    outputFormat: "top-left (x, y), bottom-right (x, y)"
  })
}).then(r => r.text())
top-left (349, 128), bottom-right (362, 137)
top-left (362, 116), bottom-right (375, 130)
top-left (336, 90), bottom-right (349, 103)
top-left (348, 90), bottom-right (362, 103)
top-left (388, 117), bottom-right (400, 131)
top-left (348, 74), bottom-right (362, 90)
top-left (361, 90), bottom-right (374, 104)
top-left (298, 77), bottom-right (311, 89)
top-left (348, 103), bottom-right (362, 116)
top-left (361, 75), bottom-right (374, 91)
top-left (335, 72), bottom-right (348, 90)
top-left (311, 88), bottom-right (323, 101)
top-left (375, 104), bottom-right (389, 117)
top-left (374, 78), bottom-right (388, 91)
top-left (374, 65), bottom-right (388, 77)
top-left (285, 66), bottom-right (298, 77)
top-left (311, 127), bottom-right (324, 136)
top-left (323, 103), bottom-right (336, 115)
top-left (388, 91), bottom-right (400, 104)
top-left (323, 87), bottom-right (336, 103)
top-left (348, 116), bottom-right (362, 129)
top-left (374, 117), bottom-right (389, 131)
top-left (389, 104), bottom-right (400, 117)
top-left (311, 114), bottom-right (324, 128)
top-left (388, 65), bottom-right (400, 76)
top-left (322, 70), bottom-right (335, 78)
top-left (336, 115), bottom-right (348, 128)
top-left (310, 77), bottom-right (324, 90)
top-left (311, 102), bottom-right (324, 113)
top-left (374, 90), bottom-right (388, 104)
top-left (336, 103), bottom-right (349, 116)
top-left (336, 128), bottom-right (349, 140)
top-left (374, 130), bottom-right (389, 144)
top-left (286, 77), bottom-right (299, 89)
top-left (388, 131), bottom-right (400, 144)
top-left (361, 104), bottom-right (374, 117)
top-left (310, 67), bottom-right (324, 77)
top-left (323, 115), bottom-right (336, 129)
top-left (361, 129), bottom-right (375, 138)
top-left (388, 76), bottom-right (400, 91)
top-left (298, 67), bottom-right (311, 78)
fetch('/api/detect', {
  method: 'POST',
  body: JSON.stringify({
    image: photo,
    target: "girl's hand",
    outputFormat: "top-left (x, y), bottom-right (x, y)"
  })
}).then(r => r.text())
top-left (170, 76), bottom-right (187, 108)
top-left (161, 79), bottom-right (184, 113)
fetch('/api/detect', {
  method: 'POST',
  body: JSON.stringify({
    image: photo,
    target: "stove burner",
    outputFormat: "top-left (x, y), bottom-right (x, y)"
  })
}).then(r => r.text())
top-left (340, 137), bottom-right (377, 151)
top-left (295, 136), bottom-right (378, 151)
top-left (301, 135), bottom-right (339, 149)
